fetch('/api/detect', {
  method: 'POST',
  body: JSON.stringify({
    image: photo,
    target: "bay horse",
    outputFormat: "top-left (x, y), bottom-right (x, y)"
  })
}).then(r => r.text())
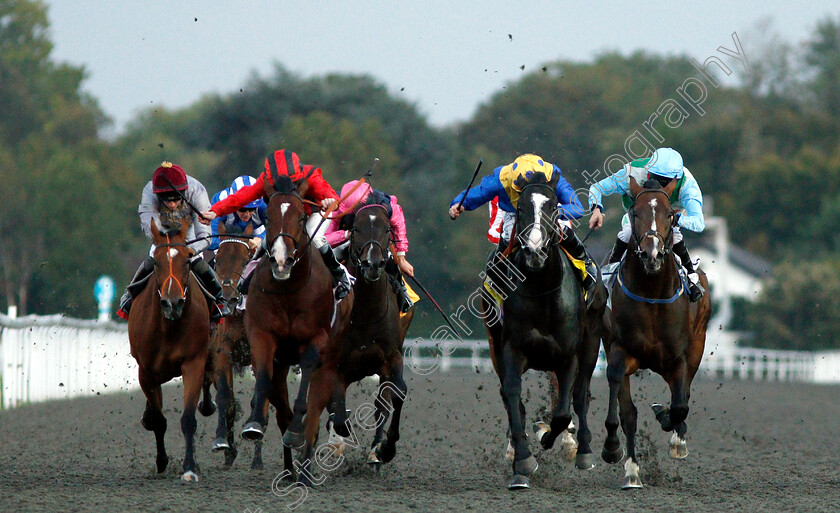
top-left (205, 223), bottom-right (268, 469)
top-left (483, 172), bottom-right (603, 490)
top-left (239, 174), bottom-right (353, 486)
top-left (128, 217), bottom-right (210, 482)
top-left (601, 177), bottom-right (712, 489)
top-left (327, 203), bottom-right (415, 464)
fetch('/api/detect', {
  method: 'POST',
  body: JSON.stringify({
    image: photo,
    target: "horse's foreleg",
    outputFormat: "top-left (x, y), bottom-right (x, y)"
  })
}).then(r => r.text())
top-left (198, 364), bottom-right (216, 417)
top-left (501, 343), bottom-right (536, 485)
top-left (376, 358), bottom-right (407, 464)
top-left (139, 369), bottom-right (168, 473)
top-left (329, 374), bottom-right (351, 439)
top-left (656, 357), bottom-right (691, 459)
top-left (618, 374), bottom-right (642, 489)
top-left (269, 365), bottom-right (293, 476)
top-left (180, 356), bottom-right (206, 481)
top-left (537, 360), bottom-right (576, 453)
top-left (242, 333), bottom-right (275, 440)
top-left (571, 344), bottom-right (599, 470)
top-left (284, 344), bottom-right (320, 449)
top-left (296, 366), bottom-right (334, 488)
top-left (602, 345), bottom-right (627, 465)
top-left (212, 344), bottom-right (234, 453)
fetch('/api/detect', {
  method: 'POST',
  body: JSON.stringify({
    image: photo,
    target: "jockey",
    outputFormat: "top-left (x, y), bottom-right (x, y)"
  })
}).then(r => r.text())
top-left (117, 161), bottom-right (232, 320)
top-left (324, 179), bottom-right (416, 313)
top-left (209, 175), bottom-right (266, 253)
top-left (449, 154), bottom-right (598, 300)
top-left (199, 149), bottom-right (352, 300)
top-left (587, 147), bottom-right (705, 302)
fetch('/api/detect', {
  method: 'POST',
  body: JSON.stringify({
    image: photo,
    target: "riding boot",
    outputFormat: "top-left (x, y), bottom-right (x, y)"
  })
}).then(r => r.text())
top-left (190, 257), bottom-right (233, 319)
top-left (558, 227), bottom-right (598, 303)
top-left (608, 238), bottom-right (629, 265)
top-left (386, 259), bottom-right (414, 313)
top-left (319, 244), bottom-right (351, 300)
top-left (673, 240), bottom-right (704, 302)
top-left (117, 256), bottom-right (155, 319)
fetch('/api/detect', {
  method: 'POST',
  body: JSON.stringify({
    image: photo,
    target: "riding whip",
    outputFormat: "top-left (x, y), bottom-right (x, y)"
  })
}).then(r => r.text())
top-left (450, 158), bottom-right (483, 220)
top-left (406, 274), bottom-right (466, 338)
top-left (160, 174), bottom-right (212, 222)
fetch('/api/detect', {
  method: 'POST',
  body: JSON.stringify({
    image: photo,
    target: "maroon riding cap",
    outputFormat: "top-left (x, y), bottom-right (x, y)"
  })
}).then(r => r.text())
top-left (152, 162), bottom-right (188, 193)
top-left (264, 149), bottom-right (308, 183)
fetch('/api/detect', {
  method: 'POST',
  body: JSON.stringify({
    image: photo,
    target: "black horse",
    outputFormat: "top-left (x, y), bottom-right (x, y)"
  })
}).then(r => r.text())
top-left (327, 203), bottom-right (415, 464)
top-left (601, 177), bottom-right (712, 489)
top-left (484, 172), bottom-right (604, 489)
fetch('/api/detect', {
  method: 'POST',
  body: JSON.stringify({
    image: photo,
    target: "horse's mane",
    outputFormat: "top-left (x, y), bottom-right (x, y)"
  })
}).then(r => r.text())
top-left (157, 220), bottom-right (183, 238)
top-left (642, 179), bottom-right (664, 190)
top-left (514, 171), bottom-right (551, 191)
top-left (272, 174), bottom-right (296, 194)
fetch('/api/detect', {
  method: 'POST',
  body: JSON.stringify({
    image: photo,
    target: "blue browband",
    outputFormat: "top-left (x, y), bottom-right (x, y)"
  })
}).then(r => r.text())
top-left (617, 265), bottom-right (685, 304)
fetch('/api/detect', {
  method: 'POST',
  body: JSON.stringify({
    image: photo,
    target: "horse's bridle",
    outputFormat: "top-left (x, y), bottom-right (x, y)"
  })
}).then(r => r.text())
top-left (515, 183), bottom-right (561, 251)
top-left (217, 237), bottom-right (251, 303)
top-left (267, 191), bottom-right (309, 267)
top-left (348, 204), bottom-right (392, 273)
top-left (628, 188), bottom-right (676, 257)
top-left (155, 233), bottom-right (189, 301)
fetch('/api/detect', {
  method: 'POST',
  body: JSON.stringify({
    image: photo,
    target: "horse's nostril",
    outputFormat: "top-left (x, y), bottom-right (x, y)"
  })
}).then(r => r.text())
top-left (284, 257), bottom-right (295, 267)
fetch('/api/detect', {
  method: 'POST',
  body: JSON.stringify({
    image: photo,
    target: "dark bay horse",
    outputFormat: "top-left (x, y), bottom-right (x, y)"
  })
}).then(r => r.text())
top-left (601, 178), bottom-right (712, 489)
top-left (205, 223), bottom-right (267, 468)
top-left (483, 172), bottom-right (603, 490)
top-left (128, 218), bottom-right (210, 482)
top-left (327, 204), bottom-right (415, 465)
top-left (239, 175), bottom-right (353, 486)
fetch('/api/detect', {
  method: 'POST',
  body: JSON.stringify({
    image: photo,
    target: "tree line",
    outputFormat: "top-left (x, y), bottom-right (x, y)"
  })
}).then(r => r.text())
top-left (1, 0), bottom-right (838, 349)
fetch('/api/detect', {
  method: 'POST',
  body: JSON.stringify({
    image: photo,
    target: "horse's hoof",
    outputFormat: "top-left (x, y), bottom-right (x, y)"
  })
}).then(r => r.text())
top-left (367, 448), bottom-right (382, 465)
top-left (375, 441), bottom-right (397, 463)
top-left (212, 437), bottom-right (230, 452)
top-left (575, 452), bottom-right (597, 470)
top-left (250, 459), bottom-right (264, 471)
top-left (601, 446), bottom-right (624, 464)
top-left (223, 448), bottom-right (238, 469)
top-left (621, 459), bottom-right (643, 489)
top-left (513, 455), bottom-right (538, 476)
top-left (669, 432), bottom-right (689, 459)
top-left (533, 422), bottom-right (551, 444)
top-left (508, 474), bottom-right (531, 490)
top-left (198, 400), bottom-right (217, 417)
top-left (156, 455), bottom-right (169, 474)
top-left (504, 440), bottom-right (515, 463)
top-left (181, 470), bottom-right (199, 483)
top-left (559, 430), bottom-right (578, 462)
top-left (282, 430), bottom-right (306, 449)
top-left (241, 422), bottom-right (264, 441)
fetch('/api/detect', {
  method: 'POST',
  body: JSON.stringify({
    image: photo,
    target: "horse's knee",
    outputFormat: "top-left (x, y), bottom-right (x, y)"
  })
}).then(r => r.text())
top-left (606, 363), bottom-right (625, 384)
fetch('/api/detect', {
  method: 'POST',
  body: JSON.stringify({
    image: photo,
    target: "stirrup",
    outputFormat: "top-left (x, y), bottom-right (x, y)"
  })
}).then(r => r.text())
top-left (212, 301), bottom-right (232, 320)
top-left (334, 278), bottom-right (351, 300)
top-left (398, 291), bottom-right (414, 313)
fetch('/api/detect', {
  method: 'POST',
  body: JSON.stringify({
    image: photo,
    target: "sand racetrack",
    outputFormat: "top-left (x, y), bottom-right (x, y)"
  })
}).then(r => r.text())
top-left (2, 369), bottom-right (839, 512)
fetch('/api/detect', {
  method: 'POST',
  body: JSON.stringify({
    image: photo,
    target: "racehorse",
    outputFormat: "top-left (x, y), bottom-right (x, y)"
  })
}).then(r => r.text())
top-left (327, 203), bottom-right (415, 464)
top-left (239, 174), bottom-right (353, 486)
top-left (483, 172), bottom-right (603, 489)
top-left (601, 177), bottom-right (712, 489)
top-left (128, 217), bottom-right (211, 482)
top-left (203, 223), bottom-right (268, 469)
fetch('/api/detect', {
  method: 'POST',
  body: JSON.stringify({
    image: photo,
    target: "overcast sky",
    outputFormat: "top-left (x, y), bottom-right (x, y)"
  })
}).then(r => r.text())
top-left (45, 1), bottom-right (836, 136)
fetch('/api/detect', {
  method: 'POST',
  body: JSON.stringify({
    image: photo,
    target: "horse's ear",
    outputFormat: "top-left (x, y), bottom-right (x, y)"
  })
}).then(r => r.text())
top-left (218, 222), bottom-right (227, 236)
top-left (629, 176), bottom-right (642, 198)
top-left (296, 177), bottom-right (310, 198)
top-left (514, 175), bottom-right (529, 192)
top-left (263, 175), bottom-right (274, 198)
top-left (244, 223), bottom-right (254, 236)
top-left (549, 170), bottom-right (560, 189)
top-left (663, 178), bottom-right (678, 197)
top-left (150, 218), bottom-right (161, 240)
top-left (179, 217), bottom-right (190, 236)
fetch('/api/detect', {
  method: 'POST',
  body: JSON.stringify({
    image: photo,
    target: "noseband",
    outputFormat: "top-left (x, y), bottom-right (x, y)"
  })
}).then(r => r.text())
top-left (629, 189), bottom-right (675, 257)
